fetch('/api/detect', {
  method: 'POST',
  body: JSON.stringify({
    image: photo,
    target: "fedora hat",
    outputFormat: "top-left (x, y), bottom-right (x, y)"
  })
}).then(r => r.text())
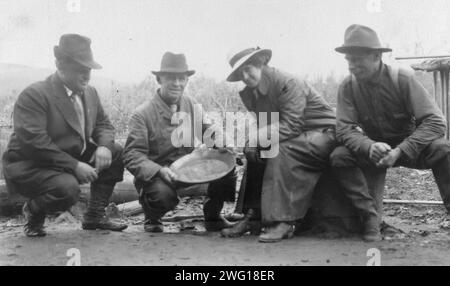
top-left (335, 24), bottom-right (392, 54)
top-left (226, 47), bottom-right (272, 82)
top-left (53, 34), bottom-right (102, 69)
top-left (152, 52), bottom-right (195, 76)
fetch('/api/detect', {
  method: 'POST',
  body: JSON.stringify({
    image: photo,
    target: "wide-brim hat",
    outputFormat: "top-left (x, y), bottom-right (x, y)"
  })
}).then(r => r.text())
top-left (152, 52), bottom-right (195, 76)
top-left (335, 24), bottom-right (392, 54)
top-left (226, 47), bottom-right (272, 82)
top-left (53, 34), bottom-right (102, 69)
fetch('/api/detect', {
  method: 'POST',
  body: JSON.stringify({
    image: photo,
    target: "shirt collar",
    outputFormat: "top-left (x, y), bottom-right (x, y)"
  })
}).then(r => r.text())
top-left (63, 85), bottom-right (73, 97)
top-left (63, 84), bottom-right (85, 98)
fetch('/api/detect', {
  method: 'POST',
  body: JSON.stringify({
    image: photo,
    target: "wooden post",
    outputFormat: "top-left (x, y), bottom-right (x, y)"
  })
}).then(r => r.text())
top-left (445, 70), bottom-right (450, 140)
top-left (434, 70), bottom-right (450, 140)
top-left (405, 57), bottom-right (450, 140)
top-left (433, 71), bottom-right (441, 110)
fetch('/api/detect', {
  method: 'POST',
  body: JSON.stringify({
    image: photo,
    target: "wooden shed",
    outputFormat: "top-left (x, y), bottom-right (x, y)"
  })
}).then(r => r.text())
top-left (410, 57), bottom-right (450, 139)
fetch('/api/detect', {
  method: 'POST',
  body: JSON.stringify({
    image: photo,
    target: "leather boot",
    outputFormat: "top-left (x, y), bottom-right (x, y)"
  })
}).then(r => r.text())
top-left (139, 194), bottom-right (164, 232)
top-left (258, 222), bottom-right (294, 243)
top-left (362, 215), bottom-right (382, 242)
top-left (144, 218), bottom-right (164, 233)
top-left (221, 209), bottom-right (261, 237)
top-left (203, 197), bottom-right (234, 231)
top-left (82, 183), bottom-right (127, 231)
top-left (22, 201), bottom-right (46, 237)
top-left (204, 215), bottom-right (235, 232)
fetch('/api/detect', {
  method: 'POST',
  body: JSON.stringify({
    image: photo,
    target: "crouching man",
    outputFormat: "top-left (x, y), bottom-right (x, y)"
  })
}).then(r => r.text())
top-left (123, 52), bottom-right (236, 233)
top-left (331, 25), bottom-right (450, 241)
top-left (2, 34), bottom-right (127, 237)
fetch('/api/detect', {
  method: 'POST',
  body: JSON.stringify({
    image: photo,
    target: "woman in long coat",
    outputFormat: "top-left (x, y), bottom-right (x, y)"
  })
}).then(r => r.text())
top-left (222, 48), bottom-right (337, 242)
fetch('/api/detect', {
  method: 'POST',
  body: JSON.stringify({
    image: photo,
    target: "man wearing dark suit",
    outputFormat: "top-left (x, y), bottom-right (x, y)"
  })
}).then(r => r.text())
top-left (2, 34), bottom-right (127, 237)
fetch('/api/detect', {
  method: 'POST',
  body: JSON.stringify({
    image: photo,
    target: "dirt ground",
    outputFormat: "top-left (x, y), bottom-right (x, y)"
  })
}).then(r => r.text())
top-left (1, 167), bottom-right (449, 266)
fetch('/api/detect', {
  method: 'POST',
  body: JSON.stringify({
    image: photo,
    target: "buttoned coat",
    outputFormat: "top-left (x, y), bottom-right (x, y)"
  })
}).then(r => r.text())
top-left (123, 92), bottom-right (208, 190)
top-left (238, 66), bottom-right (337, 221)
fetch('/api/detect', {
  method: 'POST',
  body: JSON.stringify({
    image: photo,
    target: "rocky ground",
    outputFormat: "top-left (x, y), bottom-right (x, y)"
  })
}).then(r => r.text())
top-left (1, 167), bottom-right (449, 266)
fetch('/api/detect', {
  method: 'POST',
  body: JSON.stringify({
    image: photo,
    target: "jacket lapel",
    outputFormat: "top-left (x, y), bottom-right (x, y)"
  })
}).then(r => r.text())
top-left (51, 73), bottom-right (85, 138)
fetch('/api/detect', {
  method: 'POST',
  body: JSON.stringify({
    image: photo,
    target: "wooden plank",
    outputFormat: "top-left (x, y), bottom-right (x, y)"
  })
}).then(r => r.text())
top-left (116, 200), bottom-right (142, 216)
top-left (0, 177), bottom-right (208, 215)
top-left (396, 55), bottom-right (450, 60)
top-left (0, 179), bottom-right (138, 203)
top-left (383, 199), bottom-right (443, 205)
top-left (115, 200), bottom-right (209, 221)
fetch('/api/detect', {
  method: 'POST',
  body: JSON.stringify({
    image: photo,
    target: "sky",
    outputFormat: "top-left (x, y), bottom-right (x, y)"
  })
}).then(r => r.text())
top-left (0, 0), bottom-right (449, 83)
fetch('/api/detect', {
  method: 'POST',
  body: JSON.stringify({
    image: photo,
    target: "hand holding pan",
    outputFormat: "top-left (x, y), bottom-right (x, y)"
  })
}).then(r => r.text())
top-left (170, 147), bottom-right (236, 185)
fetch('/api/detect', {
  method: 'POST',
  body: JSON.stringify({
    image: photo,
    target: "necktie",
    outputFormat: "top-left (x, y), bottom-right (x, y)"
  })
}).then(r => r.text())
top-left (70, 92), bottom-right (86, 153)
top-left (170, 104), bottom-right (178, 113)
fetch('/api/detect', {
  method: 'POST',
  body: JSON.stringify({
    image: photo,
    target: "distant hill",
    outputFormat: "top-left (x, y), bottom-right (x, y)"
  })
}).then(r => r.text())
top-left (0, 63), bottom-right (127, 98)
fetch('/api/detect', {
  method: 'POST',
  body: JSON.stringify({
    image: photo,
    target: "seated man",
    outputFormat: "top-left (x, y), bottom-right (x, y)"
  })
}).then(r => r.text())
top-left (2, 34), bottom-right (127, 237)
top-left (123, 52), bottom-right (236, 233)
top-left (331, 24), bottom-right (450, 242)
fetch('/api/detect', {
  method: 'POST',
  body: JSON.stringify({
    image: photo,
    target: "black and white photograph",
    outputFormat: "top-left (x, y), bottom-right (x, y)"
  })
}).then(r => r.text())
top-left (0, 0), bottom-right (450, 269)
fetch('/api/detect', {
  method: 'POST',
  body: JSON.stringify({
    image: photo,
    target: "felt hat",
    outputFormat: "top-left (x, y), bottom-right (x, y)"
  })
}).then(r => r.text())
top-left (54, 34), bottom-right (102, 69)
top-left (152, 52), bottom-right (195, 76)
top-left (335, 24), bottom-right (392, 54)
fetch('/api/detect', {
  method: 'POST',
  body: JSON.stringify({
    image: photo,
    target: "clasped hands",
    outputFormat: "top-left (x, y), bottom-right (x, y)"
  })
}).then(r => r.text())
top-left (369, 142), bottom-right (402, 168)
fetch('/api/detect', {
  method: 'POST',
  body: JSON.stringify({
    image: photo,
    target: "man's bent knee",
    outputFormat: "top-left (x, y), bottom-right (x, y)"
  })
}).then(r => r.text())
top-left (330, 146), bottom-right (357, 167)
top-left (97, 143), bottom-right (124, 184)
top-left (142, 180), bottom-right (179, 212)
top-left (426, 138), bottom-right (450, 164)
top-left (429, 138), bottom-right (450, 150)
top-left (111, 143), bottom-right (124, 161)
top-left (53, 174), bottom-right (80, 205)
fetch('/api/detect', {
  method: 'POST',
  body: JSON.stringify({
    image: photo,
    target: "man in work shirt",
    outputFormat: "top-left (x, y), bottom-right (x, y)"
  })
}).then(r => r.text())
top-left (123, 52), bottom-right (236, 233)
top-left (330, 24), bottom-right (450, 242)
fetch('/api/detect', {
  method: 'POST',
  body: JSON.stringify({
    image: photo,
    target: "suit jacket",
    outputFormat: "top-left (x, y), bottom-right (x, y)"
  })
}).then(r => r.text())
top-left (2, 72), bottom-right (115, 181)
